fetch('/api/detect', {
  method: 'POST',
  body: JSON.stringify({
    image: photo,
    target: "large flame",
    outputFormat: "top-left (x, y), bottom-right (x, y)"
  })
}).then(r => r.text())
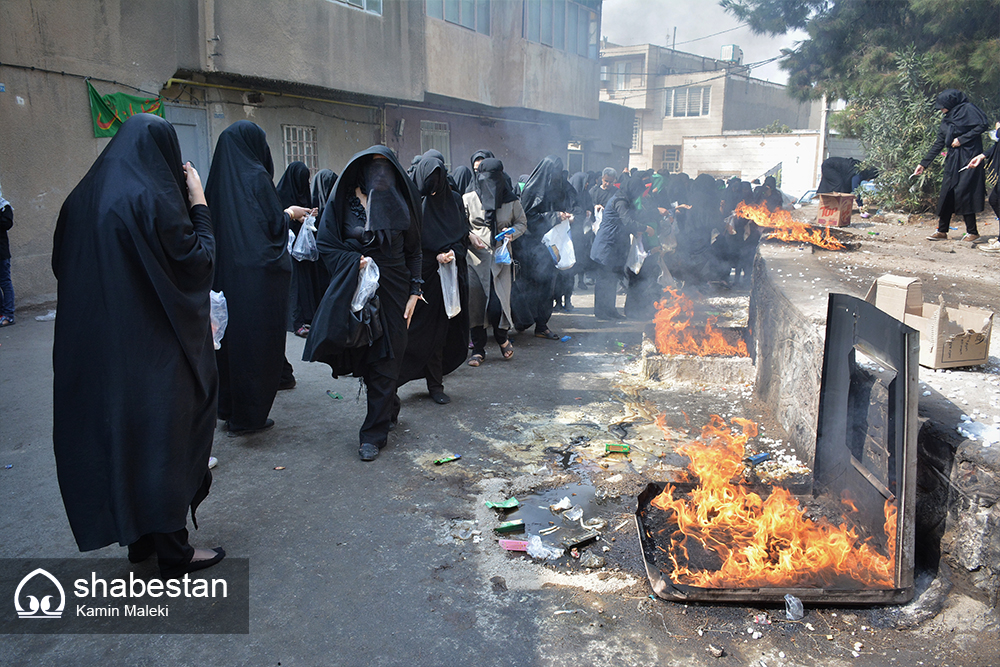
top-left (654, 288), bottom-right (749, 357)
top-left (735, 202), bottom-right (845, 250)
top-left (650, 415), bottom-right (897, 588)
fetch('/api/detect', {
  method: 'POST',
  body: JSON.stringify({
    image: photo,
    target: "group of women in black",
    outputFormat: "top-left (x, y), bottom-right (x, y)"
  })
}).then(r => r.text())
top-left (48, 115), bottom-right (777, 582)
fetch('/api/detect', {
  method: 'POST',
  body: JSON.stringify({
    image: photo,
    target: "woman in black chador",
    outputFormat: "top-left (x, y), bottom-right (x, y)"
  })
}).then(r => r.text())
top-left (207, 121), bottom-right (311, 435)
top-left (303, 146), bottom-right (423, 462)
top-left (277, 161), bottom-right (319, 338)
top-left (915, 89), bottom-right (988, 242)
top-left (52, 114), bottom-right (224, 578)
top-left (514, 155), bottom-right (578, 339)
top-left (396, 152), bottom-right (470, 405)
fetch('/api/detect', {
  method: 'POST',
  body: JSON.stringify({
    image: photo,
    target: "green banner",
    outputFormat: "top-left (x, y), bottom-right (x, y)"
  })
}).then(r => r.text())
top-left (87, 80), bottom-right (164, 138)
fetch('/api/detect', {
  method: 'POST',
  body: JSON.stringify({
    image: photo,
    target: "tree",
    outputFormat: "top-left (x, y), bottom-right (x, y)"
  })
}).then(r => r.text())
top-left (721, 0), bottom-right (1000, 115)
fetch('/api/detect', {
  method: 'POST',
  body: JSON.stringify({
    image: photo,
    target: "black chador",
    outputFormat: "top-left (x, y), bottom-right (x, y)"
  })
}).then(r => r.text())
top-left (52, 114), bottom-right (217, 564)
top-left (303, 146), bottom-right (422, 460)
top-left (206, 121), bottom-right (291, 431)
top-left (396, 152), bottom-right (470, 403)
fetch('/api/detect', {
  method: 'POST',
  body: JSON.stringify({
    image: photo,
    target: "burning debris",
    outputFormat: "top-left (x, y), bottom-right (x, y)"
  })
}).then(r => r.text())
top-left (735, 202), bottom-right (846, 250)
top-left (653, 288), bottom-right (749, 357)
top-left (647, 415), bottom-right (898, 589)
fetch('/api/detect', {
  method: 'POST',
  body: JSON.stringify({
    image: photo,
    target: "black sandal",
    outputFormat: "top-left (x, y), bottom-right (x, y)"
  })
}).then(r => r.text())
top-left (534, 328), bottom-right (559, 340)
top-left (500, 341), bottom-right (514, 360)
top-left (468, 354), bottom-right (485, 367)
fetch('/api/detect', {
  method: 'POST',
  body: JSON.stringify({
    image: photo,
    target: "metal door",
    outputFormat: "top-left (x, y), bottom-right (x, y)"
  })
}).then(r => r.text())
top-left (164, 105), bottom-right (211, 172)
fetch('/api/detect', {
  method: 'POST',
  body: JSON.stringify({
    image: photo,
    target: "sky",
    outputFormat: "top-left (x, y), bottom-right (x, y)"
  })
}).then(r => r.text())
top-left (600, 0), bottom-right (808, 84)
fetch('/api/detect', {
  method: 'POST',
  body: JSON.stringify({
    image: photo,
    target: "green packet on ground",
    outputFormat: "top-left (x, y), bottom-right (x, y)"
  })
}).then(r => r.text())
top-left (484, 497), bottom-right (519, 509)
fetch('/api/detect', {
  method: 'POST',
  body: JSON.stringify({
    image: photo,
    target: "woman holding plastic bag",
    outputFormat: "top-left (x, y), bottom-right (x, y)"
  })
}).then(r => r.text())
top-left (277, 161), bottom-right (320, 338)
top-left (463, 158), bottom-right (526, 366)
top-left (590, 176), bottom-right (654, 320)
top-left (52, 114), bottom-right (224, 578)
top-left (396, 152), bottom-right (470, 405)
top-left (303, 146), bottom-right (422, 462)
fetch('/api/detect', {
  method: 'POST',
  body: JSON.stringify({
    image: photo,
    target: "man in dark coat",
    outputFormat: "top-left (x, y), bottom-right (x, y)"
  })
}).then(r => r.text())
top-left (915, 89), bottom-right (988, 242)
top-left (52, 114), bottom-right (223, 578)
top-left (207, 121), bottom-right (310, 434)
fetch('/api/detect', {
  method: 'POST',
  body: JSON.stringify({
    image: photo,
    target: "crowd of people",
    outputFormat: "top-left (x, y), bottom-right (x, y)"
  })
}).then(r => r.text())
top-left (57, 93), bottom-right (1000, 579)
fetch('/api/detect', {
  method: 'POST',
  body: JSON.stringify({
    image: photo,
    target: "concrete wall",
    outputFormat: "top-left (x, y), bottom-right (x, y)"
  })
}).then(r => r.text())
top-left (680, 132), bottom-right (822, 198)
top-left (0, 0), bottom-right (197, 306)
top-left (211, 0), bottom-right (425, 103)
top-left (425, 3), bottom-right (600, 119)
top-left (722, 77), bottom-right (821, 133)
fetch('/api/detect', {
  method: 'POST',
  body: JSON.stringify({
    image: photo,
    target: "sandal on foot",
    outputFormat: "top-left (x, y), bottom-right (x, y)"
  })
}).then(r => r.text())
top-left (500, 341), bottom-right (514, 360)
top-left (0, 315), bottom-right (14, 327)
top-left (468, 354), bottom-right (484, 367)
top-left (535, 328), bottom-right (559, 340)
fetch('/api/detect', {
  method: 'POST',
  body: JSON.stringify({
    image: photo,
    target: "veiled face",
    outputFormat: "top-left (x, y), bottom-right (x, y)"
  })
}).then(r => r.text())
top-left (365, 158), bottom-right (396, 192)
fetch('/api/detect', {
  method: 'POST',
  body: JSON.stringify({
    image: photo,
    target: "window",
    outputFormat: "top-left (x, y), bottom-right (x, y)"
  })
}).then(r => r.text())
top-left (614, 61), bottom-right (631, 91)
top-left (631, 116), bottom-right (641, 152)
top-left (427, 0), bottom-right (490, 34)
top-left (665, 86), bottom-right (711, 118)
top-left (282, 125), bottom-right (318, 172)
top-left (524, 0), bottom-right (599, 58)
top-left (330, 0), bottom-right (381, 15)
top-left (661, 146), bottom-right (681, 173)
top-left (420, 121), bottom-right (451, 169)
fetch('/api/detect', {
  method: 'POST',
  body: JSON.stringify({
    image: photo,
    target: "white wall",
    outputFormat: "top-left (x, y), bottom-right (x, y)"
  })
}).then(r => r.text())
top-left (680, 132), bottom-right (822, 198)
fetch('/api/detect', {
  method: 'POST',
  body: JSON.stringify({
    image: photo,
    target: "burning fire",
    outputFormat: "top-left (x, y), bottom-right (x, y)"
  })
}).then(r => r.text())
top-left (654, 288), bottom-right (749, 357)
top-left (651, 415), bottom-right (897, 588)
top-left (735, 201), bottom-right (845, 250)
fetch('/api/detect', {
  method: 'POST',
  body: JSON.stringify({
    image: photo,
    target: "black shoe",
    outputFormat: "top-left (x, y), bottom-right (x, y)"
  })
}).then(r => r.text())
top-left (227, 418), bottom-right (275, 437)
top-left (430, 390), bottom-right (451, 404)
top-left (359, 442), bottom-right (380, 461)
top-left (161, 547), bottom-right (225, 580)
top-left (277, 377), bottom-right (296, 390)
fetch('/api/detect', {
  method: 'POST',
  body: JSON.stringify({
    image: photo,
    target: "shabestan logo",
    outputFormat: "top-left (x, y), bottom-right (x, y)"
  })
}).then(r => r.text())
top-left (14, 568), bottom-right (66, 619)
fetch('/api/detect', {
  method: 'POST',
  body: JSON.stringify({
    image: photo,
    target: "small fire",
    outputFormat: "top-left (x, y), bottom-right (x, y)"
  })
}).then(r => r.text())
top-left (651, 415), bottom-right (897, 588)
top-left (654, 288), bottom-right (748, 357)
top-left (735, 202), bottom-right (845, 250)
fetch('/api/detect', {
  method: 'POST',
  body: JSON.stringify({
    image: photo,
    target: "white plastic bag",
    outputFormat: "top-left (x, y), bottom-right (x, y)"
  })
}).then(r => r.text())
top-left (351, 259), bottom-right (380, 312)
top-left (287, 229), bottom-right (295, 254)
top-left (625, 235), bottom-right (648, 274)
top-left (541, 219), bottom-right (576, 270)
top-left (526, 535), bottom-right (564, 561)
top-left (291, 215), bottom-right (319, 262)
top-left (210, 290), bottom-right (228, 350)
top-left (438, 260), bottom-right (461, 319)
top-left (592, 208), bottom-right (603, 234)
top-left (494, 237), bottom-right (512, 265)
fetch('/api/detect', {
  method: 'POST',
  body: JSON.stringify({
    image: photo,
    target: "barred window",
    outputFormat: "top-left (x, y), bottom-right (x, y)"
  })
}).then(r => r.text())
top-left (282, 125), bottom-right (319, 173)
top-left (631, 116), bottom-right (641, 152)
top-left (661, 147), bottom-right (681, 173)
top-left (420, 121), bottom-right (452, 170)
top-left (665, 86), bottom-right (711, 118)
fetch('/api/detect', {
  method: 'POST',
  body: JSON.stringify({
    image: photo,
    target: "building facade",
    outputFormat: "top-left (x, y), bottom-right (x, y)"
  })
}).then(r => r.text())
top-left (1, 0), bottom-right (626, 307)
top-left (599, 42), bottom-right (824, 187)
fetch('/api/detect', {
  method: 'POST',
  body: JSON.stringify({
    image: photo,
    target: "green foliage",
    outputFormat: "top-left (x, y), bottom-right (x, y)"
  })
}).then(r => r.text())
top-left (852, 51), bottom-right (943, 213)
top-left (751, 120), bottom-right (793, 134)
top-left (721, 0), bottom-right (1000, 116)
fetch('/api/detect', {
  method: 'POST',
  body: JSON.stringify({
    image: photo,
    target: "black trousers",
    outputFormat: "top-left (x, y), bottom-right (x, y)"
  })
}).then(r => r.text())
top-left (471, 277), bottom-right (508, 356)
top-left (594, 264), bottom-right (621, 318)
top-left (937, 190), bottom-right (978, 235)
top-left (362, 358), bottom-right (399, 447)
top-left (989, 188), bottom-right (1000, 220)
top-left (129, 529), bottom-right (194, 578)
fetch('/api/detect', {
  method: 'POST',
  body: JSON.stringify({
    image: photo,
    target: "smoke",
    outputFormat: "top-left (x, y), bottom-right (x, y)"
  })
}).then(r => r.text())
top-left (601, 0), bottom-right (807, 83)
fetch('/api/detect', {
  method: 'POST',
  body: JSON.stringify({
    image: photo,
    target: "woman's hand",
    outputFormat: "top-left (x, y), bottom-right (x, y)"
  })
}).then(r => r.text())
top-left (359, 256), bottom-right (370, 270)
top-left (967, 154), bottom-right (986, 169)
top-left (645, 226), bottom-right (656, 236)
top-left (285, 205), bottom-right (311, 221)
top-left (469, 232), bottom-right (488, 250)
top-left (183, 162), bottom-right (207, 207)
top-left (912, 165), bottom-right (925, 177)
top-left (951, 138), bottom-right (962, 148)
top-left (558, 211), bottom-right (572, 221)
top-left (436, 249), bottom-right (455, 264)
top-left (404, 294), bottom-right (421, 328)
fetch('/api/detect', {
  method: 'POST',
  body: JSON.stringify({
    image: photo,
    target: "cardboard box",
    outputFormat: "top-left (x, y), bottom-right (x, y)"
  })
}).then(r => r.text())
top-left (903, 299), bottom-right (993, 369)
top-left (865, 274), bottom-right (993, 368)
top-left (863, 275), bottom-right (922, 320)
top-left (818, 192), bottom-right (854, 227)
